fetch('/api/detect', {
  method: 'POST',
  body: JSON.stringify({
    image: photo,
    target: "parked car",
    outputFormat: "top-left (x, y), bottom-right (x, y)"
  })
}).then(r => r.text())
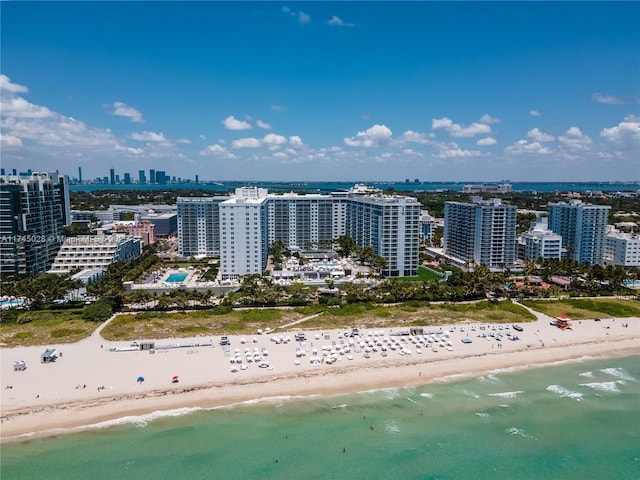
top-left (220, 336), bottom-right (230, 346)
top-left (512, 325), bottom-right (524, 332)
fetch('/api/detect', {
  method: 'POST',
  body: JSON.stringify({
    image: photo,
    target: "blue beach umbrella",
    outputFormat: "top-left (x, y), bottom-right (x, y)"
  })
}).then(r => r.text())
top-left (137, 376), bottom-right (145, 383)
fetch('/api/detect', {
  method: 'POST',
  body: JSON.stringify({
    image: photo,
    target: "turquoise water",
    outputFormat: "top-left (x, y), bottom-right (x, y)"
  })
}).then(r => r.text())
top-left (166, 273), bottom-right (188, 283)
top-left (3, 356), bottom-right (639, 479)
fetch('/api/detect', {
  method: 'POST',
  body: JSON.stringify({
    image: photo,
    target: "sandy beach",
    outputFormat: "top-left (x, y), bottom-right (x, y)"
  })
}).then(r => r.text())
top-left (1, 309), bottom-right (638, 442)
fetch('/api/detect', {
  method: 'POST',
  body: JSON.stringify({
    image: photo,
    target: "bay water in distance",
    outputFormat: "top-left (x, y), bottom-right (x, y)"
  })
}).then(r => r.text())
top-left (70, 181), bottom-right (640, 194)
top-left (3, 355), bottom-right (639, 480)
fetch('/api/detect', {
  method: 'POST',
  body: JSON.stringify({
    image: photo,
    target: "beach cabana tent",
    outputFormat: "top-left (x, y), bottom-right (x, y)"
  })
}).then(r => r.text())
top-left (41, 348), bottom-right (58, 363)
top-left (13, 360), bottom-right (27, 371)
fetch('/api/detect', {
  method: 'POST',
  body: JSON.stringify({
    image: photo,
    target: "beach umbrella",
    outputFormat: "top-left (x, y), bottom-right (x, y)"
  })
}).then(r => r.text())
top-left (172, 375), bottom-right (179, 382)
top-left (137, 376), bottom-right (145, 383)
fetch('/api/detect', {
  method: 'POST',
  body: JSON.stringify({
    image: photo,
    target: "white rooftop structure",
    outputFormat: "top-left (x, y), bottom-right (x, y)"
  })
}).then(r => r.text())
top-left (49, 232), bottom-right (142, 274)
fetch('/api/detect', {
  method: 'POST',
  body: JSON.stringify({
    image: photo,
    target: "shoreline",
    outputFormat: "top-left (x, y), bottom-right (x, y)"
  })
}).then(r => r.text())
top-left (1, 315), bottom-right (638, 443)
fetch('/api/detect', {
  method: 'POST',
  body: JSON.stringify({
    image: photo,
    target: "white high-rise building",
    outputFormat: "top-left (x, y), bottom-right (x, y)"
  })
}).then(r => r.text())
top-left (548, 200), bottom-right (610, 265)
top-left (219, 187), bottom-right (269, 280)
top-left (267, 192), bottom-right (348, 250)
top-left (347, 193), bottom-right (421, 277)
top-left (177, 185), bottom-right (422, 279)
top-left (444, 198), bottom-right (517, 270)
top-left (177, 196), bottom-right (228, 257)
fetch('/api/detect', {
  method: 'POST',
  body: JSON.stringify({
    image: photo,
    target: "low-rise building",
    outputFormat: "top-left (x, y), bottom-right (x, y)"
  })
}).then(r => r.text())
top-left (142, 212), bottom-right (177, 236)
top-left (49, 232), bottom-right (141, 274)
top-left (518, 217), bottom-right (562, 261)
top-left (124, 220), bottom-right (156, 245)
top-left (604, 229), bottom-right (640, 266)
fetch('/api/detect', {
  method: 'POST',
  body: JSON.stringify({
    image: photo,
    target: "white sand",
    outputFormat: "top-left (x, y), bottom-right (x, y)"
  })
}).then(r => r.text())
top-left (1, 309), bottom-right (638, 442)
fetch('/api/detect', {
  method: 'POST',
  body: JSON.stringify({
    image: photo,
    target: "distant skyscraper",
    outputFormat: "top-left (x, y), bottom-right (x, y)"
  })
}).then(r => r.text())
top-left (155, 170), bottom-right (167, 184)
top-left (149, 169), bottom-right (156, 184)
top-left (548, 200), bottom-right (610, 265)
top-left (195, 175), bottom-right (199, 184)
top-left (124, 173), bottom-right (131, 184)
top-left (0, 171), bottom-right (71, 274)
top-left (78, 166), bottom-right (82, 184)
top-left (138, 170), bottom-right (146, 184)
top-left (110, 168), bottom-right (115, 185)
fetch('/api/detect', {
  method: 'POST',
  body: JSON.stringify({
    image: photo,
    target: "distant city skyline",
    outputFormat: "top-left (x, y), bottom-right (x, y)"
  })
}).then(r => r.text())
top-left (1, 2), bottom-right (639, 182)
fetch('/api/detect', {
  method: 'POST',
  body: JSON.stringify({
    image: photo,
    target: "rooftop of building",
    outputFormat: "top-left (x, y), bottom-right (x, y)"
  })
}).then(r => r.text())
top-left (61, 232), bottom-right (136, 246)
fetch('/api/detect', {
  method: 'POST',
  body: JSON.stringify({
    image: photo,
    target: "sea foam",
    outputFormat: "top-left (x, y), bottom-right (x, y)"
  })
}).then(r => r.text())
top-left (488, 391), bottom-right (525, 399)
top-left (546, 385), bottom-right (583, 401)
top-left (580, 382), bottom-right (621, 393)
top-left (601, 367), bottom-right (637, 382)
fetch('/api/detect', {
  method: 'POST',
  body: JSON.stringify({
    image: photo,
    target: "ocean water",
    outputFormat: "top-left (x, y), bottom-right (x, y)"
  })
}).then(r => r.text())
top-left (3, 356), bottom-right (639, 480)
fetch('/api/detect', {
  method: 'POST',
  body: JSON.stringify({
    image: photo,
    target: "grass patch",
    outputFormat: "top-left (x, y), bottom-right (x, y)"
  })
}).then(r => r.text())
top-left (100, 308), bottom-right (305, 341)
top-left (523, 298), bottom-right (640, 319)
top-left (0, 311), bottom-right (97, 347)
top-left (231, 309), bottom-right (282, 323)
top-left (396, 266), bottom-right (443, 282)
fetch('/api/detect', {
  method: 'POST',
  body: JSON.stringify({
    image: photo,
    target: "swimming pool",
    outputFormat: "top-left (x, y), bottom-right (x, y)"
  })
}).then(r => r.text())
top-left (166, 273), bottom-right (188, 283)
top-left (0, 300), bottom-right (24, 309)
top-left (623, 280), bottom-right (640, 289)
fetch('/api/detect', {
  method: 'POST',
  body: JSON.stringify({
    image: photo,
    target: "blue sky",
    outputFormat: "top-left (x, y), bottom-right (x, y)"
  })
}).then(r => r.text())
top-left (1, 1), bottom-right (639, 182)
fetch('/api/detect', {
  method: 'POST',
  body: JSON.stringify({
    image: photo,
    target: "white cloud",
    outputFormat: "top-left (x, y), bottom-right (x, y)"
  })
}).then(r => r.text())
top-left (256, 119), bottom-right (271, 129)
top-left (479, 114), bottom-right (501, 124)
top-left (344, 124), bottom-right (392, 147)
top-left (0, 133), bottom-right (23, 148)
top-left (289, 136), bottom-right (303, 146)
top-left (298, 11), bottom-right (310, 24)
top-left (115, 145), bottom-right (144, 156)
top-left (328, 15), bottom-right (354, 27)
top-left (108, 101), bottom-right (144, 123)
top-left (1, 96), bottom-right (54, 119)
top-left (558, 127), bottom-right (592, 150)
top-left (232, 137), bottom-right (261, 148)
top-left (600, 115), bottom-right (640, 150)
top-left (263, 133), bottom-right (287, 145)
top-left (527, 128), bottom-right (555, 142)
top-left (399, 130), bottom-right (431, 145)
top-left (130, 131), bottom-right (168, 142)
top-left (282, 7), bottom-right (310, 24)
top-left (476, 137), bottom-right (497, 146)
top-left (504, 139), bottom-right (552, 155)
top-left (222, 115), bottom-right (252, 130)
top-left (431, 117), bottom-right (491, 137)
top-left (529, 110), bottom-right (542, 117)
top-left (199, 144), bottom-right (236, 158)
top-left (1, 115), bottom-right (119, 149)
top-left (435, 146), bottom-right (483, 158)
top-left (402, 148), bottom-right (423, 158)
top-left (0, 75), bottom-right (28, 94)
top-left (591, 92), bottom-right (624, 105)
